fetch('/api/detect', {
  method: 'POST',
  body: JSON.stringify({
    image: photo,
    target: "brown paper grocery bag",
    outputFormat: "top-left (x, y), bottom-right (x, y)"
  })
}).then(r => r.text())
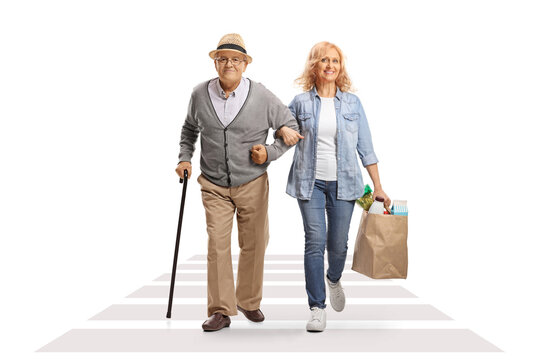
top-left (352, 211), bottom-right (408, 279)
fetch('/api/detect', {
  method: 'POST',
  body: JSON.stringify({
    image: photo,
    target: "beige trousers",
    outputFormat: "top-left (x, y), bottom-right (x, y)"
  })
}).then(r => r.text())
top-left (198, 172), bottom-right (269, 317)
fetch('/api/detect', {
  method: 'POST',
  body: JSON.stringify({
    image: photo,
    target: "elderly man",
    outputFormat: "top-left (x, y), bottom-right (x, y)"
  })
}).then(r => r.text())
top-left (176, 33), bottom-right (298, 331)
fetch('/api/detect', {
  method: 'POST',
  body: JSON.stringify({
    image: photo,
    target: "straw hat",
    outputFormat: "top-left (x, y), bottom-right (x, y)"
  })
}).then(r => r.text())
top-left (209, 33), bottom-right (253, 63)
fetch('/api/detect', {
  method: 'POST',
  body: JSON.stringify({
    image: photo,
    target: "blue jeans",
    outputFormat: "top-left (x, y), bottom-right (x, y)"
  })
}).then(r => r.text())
top-left (297, 180), bottom-right (355, 309)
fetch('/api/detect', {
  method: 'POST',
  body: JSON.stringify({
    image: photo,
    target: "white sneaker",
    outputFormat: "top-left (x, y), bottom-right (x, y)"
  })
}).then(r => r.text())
top-left (326, 276), bottom-right (346, 312)
top-left (306, 307), bottom-right (326, 332)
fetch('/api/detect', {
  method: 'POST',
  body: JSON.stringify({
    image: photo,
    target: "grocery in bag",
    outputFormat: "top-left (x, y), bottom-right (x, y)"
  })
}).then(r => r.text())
top-left (352, 188), bottom-right (408, 279)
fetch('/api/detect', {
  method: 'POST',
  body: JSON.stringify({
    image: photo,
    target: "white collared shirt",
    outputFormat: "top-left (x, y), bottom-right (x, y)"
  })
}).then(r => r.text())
top-left (208, 77), bottom-right (250, 127)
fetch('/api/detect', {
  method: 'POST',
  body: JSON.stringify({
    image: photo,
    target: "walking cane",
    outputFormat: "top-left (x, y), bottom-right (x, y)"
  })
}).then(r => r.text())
top-left (166, 169), bottom-right (189, 318)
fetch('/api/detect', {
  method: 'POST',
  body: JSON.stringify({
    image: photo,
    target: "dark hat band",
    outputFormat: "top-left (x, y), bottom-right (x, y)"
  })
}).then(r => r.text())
top-left (216, 43), bottom-right (247, 54)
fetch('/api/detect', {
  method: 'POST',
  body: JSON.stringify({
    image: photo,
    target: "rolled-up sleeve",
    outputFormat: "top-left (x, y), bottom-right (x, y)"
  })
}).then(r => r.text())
top-left (355, 98), bottom-right (378, 167)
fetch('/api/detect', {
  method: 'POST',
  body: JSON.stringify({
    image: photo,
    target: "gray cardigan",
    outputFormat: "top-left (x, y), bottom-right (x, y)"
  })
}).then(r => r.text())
top-left (178, 78), bottom-right (298, 187)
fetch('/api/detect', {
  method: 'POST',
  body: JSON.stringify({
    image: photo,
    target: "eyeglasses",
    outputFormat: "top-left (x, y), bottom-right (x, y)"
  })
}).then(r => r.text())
top-left (215, 57), bottom-right (245, 65)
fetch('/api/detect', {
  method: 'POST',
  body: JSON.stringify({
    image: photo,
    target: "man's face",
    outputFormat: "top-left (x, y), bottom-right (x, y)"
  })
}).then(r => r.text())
top-left (214, 50), bottom-right (248, 84)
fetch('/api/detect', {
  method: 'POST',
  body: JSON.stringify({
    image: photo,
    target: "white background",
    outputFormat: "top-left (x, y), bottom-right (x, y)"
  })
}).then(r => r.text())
top-left (1, 0), bottom-right (539, 359)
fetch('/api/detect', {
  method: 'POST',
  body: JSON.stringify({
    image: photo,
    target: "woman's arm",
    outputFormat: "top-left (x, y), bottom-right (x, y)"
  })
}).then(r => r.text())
top-left (275, 97), bottom-right (304, 146)
top-left (365, 163), bottom-right (391, 211)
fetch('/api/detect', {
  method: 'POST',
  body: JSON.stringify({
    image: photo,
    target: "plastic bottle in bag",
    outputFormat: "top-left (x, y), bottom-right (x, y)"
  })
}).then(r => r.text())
top-left (368, 196), bottom-right (386, 215)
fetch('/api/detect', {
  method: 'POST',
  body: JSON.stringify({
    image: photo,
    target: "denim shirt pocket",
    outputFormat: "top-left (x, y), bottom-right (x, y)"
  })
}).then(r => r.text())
top-left (297, 113), bottom-right (312, 134)
top-left (342, 113), bottom-right (360, 132)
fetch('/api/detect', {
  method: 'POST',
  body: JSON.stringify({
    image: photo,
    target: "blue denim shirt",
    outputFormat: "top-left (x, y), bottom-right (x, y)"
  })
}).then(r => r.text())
top-left (286, 87), bottom-right (378, 200)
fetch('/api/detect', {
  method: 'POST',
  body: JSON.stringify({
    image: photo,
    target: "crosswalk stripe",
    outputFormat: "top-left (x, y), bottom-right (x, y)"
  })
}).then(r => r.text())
top-left (154, 272), bottom-right (384, 282)
top-left (117, 298), bottom-right (428, 305)
top-left (150, 281), bottom-right (395, 286)
top-left (38, 329), bottom-right (502, 352)
top-left (173, 263), bottom-right (308, 270)
top-left (188, 255), bottom-right (354, 261)
top-left (90, 304), bottom-right (452, 321)
top-left (79, 320), bottom-right (462, 329)
top-left (127, 285), bottom-right (417, 298)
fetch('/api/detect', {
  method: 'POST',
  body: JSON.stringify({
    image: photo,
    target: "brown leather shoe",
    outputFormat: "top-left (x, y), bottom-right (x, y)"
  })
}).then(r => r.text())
top-left (202, 313), bottom-right (231, 331)
top-left (237, 305), bottom-right (265, 322)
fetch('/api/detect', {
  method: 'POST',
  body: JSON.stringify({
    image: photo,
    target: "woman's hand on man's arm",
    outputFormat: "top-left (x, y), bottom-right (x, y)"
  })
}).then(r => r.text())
top-left (276, 126), bottom-right (304, 146)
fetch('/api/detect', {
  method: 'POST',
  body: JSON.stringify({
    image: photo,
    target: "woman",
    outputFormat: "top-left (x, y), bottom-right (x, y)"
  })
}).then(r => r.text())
top-left (277, 42), bottom-right (391, 332)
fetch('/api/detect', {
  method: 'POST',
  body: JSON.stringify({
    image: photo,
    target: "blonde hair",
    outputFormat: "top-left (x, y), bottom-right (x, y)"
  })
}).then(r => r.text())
top-left (295, 42), bottom-right (353, 92)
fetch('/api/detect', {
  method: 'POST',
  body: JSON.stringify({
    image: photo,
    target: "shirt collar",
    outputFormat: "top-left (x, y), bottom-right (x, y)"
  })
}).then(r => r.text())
top-left (216, 79), bottom-right (236, 99)
top-left (310, 86), bottom-right (342, 100)
top-left (335, 87), bottom-right (343, 100)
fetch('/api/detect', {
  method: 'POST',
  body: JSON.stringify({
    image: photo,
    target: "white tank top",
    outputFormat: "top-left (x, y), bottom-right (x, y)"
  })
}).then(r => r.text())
top-left (315, 97), bottom-right (337, 181)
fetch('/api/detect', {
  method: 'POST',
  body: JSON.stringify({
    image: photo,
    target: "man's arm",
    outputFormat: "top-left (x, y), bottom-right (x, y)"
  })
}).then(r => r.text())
top-left (275, 96), bottom-right (303, 145)
top-left (262, 95), bottom-right (300, 163)
top-left (176, 96), bottom-right (199, 178)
